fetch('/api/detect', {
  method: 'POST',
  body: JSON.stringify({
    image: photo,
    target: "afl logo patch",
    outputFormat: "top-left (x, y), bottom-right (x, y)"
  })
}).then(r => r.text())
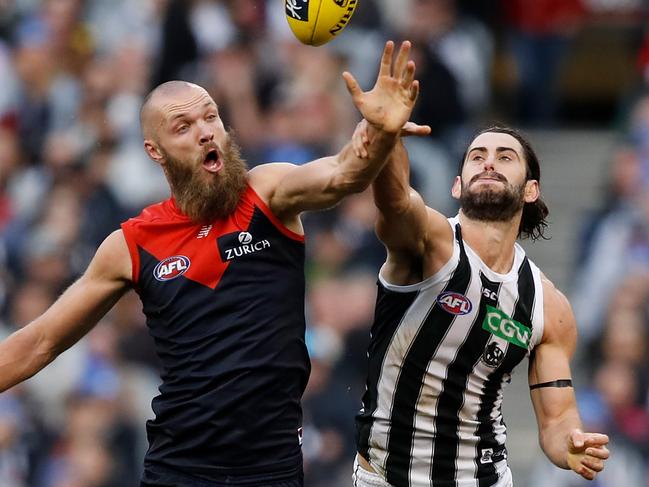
top-left (437, 291), bottom-right (472, 315)
top-left (153, 255), bottom-right (190, 281)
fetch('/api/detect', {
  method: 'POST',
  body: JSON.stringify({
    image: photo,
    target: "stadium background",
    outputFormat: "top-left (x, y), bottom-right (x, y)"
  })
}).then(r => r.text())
top-left (0, 0), bottom-right (648, 485)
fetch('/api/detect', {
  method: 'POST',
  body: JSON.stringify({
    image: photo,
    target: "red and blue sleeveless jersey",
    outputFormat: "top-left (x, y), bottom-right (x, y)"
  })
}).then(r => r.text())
top-left (120, 185), bottom-right (309, 479)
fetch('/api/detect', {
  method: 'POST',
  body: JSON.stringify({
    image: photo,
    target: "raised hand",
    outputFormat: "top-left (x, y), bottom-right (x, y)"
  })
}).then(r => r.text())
top-left (566, 429), bottom-right (610, 480)
top-left (352, 119), bottom-right (431, 159)
top-left (343, 41), bottom-right (420, 135)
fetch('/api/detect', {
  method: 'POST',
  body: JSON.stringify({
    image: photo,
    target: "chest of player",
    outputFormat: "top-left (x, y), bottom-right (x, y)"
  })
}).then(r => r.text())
top-left (132, 211), bottom-right (304, 324)
top-left (381, 269), bottom-right (539, 386)
top-left (144, 210), bottom-right (300, 281)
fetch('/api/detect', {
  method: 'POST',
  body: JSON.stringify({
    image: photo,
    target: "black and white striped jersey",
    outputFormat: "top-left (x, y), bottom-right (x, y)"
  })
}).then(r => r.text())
top-left (356, 216), bottom-right (545, 487)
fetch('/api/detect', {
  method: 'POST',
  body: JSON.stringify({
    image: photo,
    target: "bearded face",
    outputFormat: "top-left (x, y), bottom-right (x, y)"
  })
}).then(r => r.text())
top-left (459, 171), bottom-right (526, 223)
top-left (162, 132), bottom-right (248, 223)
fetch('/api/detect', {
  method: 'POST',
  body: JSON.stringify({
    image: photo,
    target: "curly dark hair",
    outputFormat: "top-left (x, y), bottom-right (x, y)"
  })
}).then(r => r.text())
top-left (458, 125), bottom-right (550, 241)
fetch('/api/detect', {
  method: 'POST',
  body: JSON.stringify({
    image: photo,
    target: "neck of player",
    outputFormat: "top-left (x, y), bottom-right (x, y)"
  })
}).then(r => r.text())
top-left (458, 211), bottom-right (521, 274)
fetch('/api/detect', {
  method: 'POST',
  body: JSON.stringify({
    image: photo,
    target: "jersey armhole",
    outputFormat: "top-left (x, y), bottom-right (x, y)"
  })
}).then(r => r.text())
top-left (531, 268), bottom-right (545, 349)
top-left (120, 222), bottom-right (141, 285)
top-left (245, 185), bottom-right (305, 243)
top-left (379, 218), bottom-right (459, 293)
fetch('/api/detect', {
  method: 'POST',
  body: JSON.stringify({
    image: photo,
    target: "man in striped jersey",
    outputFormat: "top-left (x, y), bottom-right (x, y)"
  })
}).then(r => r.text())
top-left (350, 123), bottom-right (610, 487)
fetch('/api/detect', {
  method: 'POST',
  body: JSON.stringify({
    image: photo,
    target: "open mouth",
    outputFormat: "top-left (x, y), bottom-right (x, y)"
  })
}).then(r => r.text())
top-left (202, 148), bottom-right (223, 173)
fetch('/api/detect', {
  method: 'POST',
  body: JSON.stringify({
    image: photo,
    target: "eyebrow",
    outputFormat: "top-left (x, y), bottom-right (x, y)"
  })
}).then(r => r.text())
top-left (468, 146), bottom-right (520, 156)
top-left (168, 101), bottom-right (217, 122)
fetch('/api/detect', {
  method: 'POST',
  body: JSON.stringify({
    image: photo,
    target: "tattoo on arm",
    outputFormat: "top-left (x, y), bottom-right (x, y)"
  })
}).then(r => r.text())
top-left (529, 379), bottom-right (573, 390)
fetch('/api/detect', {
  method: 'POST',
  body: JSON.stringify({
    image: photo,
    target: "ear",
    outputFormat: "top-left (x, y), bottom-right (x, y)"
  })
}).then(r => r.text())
top-left (144, 140), bottom-right (164, 165)
top-left (524, 180), bottom-right (540, 203)
top-left (451, 176), bottom-right (462, 200)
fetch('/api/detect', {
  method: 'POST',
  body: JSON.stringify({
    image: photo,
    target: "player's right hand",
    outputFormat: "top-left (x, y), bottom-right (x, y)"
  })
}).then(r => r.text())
top-left (343, 41), bottom-right (420, 135)
top-left (566, 429), bottom-right (610, 480)
top-left (352, 119), bottom-right (431, 159)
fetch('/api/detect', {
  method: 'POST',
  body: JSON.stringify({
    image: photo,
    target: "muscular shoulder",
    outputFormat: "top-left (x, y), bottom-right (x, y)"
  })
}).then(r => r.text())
top-left (247, 163), bottom-right (297, 204)
top-left (87, 230), bottom-right (133, 284)
top-left (247, 163), bottom-right (304, 233)
top-left (425, 207), bottom-right (454, 245)
top-left (541, 274), bottom-right (577, 352)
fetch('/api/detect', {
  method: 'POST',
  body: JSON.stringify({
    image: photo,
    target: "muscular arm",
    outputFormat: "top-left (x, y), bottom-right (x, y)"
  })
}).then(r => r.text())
top-left (373, 139), bottom-right (429, 251)
top-left (250, 41), bottom-right (420, 222)
top-left (0, 230), bottom-right (132, 392)
top-left (529, 278), bottom-right (609, 480)
top-left (351, 120), bottom-right (453, 284)
top-left (252, 131), bottom-right (399, 217)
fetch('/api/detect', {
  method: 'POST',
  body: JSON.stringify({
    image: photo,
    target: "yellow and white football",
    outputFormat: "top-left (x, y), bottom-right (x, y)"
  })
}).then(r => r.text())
top-left (285, 0), bottom-right (358, 46)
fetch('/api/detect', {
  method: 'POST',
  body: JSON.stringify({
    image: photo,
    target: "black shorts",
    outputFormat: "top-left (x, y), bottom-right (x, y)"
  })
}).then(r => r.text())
top-left (140, 462), bottom-right (304, 487)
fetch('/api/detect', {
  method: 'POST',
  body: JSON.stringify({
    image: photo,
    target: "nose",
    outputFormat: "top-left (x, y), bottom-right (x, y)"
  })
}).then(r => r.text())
top-left (482, 157), bottom-right (495, 172)
top-left (199, 123), bottom-right (214, 145)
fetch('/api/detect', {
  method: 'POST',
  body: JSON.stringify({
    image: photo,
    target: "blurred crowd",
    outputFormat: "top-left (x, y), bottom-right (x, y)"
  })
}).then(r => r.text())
top-left (0, 0), bottom-right (648, 486)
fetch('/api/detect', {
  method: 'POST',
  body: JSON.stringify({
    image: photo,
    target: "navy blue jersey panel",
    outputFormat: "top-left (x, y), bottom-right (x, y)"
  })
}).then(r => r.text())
top-left (130, 202), bottom-right (309, 478)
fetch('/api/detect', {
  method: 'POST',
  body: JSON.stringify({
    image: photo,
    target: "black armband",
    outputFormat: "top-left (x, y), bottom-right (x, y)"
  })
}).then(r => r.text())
top-left (529, 379), bottom-right (573, 390)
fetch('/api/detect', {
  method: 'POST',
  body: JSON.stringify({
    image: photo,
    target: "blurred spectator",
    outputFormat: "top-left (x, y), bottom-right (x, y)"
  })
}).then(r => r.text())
top-left (571, 94), bottom-right (649, 340)
top-left (638, 28), bottom-right (649, 86)
top-left (574, 146), bottom-right (642, 267)
top-left (304, 271), bottom-right (376, 485)
top-left (0, 127), bottom-right (22, 231)
top-left (387, 0), bottom-right (492, 212)
top-left (0, 392), bottom-right (29, 487)
top-left (528, 359), bottom-right (649, 487)
top-left (0, 0), bottom-right (647, 485)
top-left (6, 280), bottom-right (87, 429)
top-left (153, 0), bottom-right (198, 85)
top-left (503, 0), bottom-right (587, 125)
top-left (0, 40), bottom-right (19, 122)
top-left (400, 0), bottom-right (494, 147)
top-left (35, 392), bottom-right (135, 487)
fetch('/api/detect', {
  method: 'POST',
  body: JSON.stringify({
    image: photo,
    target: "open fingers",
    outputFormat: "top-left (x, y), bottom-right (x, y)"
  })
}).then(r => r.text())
top-left (392, 41), bottom-right (412, 80)
top-left (342, 71), bottom-right (362, 101)
top-left (402, 60), bottom-right (416, 89)
top-left (378, 41), bottom-right (395, 78)
top-left (400, 121), bottom-right (431, 137)
top-left (409, 79), bottom-right (420, 103)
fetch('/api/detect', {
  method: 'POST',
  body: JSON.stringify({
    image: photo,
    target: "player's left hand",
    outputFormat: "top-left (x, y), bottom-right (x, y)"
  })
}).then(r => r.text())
top-left (566, 429), bottom-right (609, 480)
top-left (343, 41), bottom-right (420, 135)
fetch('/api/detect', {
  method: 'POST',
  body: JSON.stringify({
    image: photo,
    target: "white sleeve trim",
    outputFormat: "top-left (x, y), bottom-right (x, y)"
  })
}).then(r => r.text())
top-left (378, 219), bottom-right (460, 293)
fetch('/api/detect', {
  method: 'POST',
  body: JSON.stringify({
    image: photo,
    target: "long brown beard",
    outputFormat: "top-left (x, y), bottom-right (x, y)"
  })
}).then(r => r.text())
top-left (163, 133), bottom-right (248, 223)
top-left (460, 171), bottom-right (525, 222)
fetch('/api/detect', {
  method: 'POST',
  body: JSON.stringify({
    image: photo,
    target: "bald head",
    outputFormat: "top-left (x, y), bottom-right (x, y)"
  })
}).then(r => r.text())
top-left (140, 81), bottom-right (211, 140)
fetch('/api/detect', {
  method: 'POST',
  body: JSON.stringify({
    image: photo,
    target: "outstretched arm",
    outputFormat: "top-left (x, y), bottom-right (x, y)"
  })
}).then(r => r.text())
top-left (351, 119), bottom-right (454, 283)
top-left (0, 230), bottom-right (132, 392)
top-left (530, 278), bottom-right (609, 480)
top-left (249, 41), bottom-right (420, 221)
